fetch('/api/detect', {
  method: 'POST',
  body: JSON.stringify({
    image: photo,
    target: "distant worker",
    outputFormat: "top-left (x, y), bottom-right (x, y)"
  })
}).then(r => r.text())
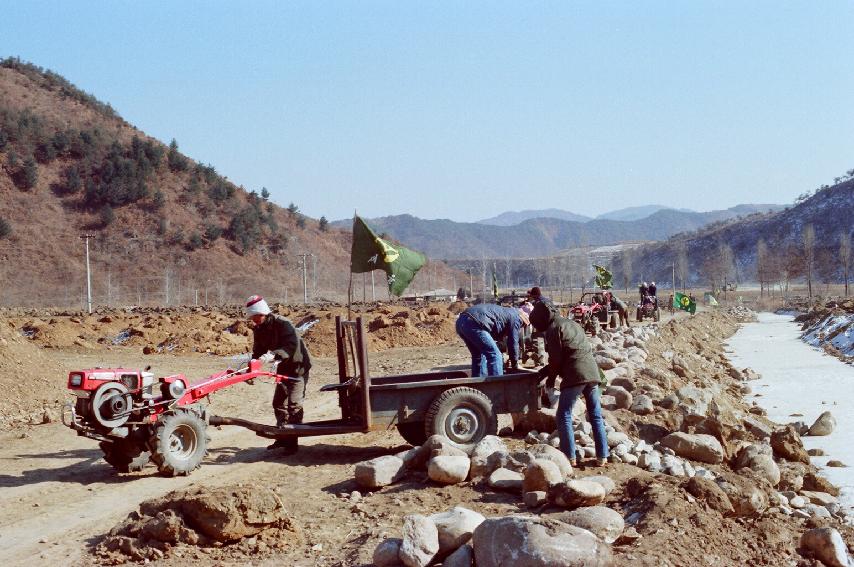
top-left (639, 282), bottom-right (649, 302)
top-left (610, 293), bottom-right (631, 327)
top-left (527, 286), bottom-right (552, 305)
top-left (649, 281), bottom-right (657, 297)
top-left (456, 303), bottom-right (524, 377)
top-left (246, 295), bottom-right (313, 455)
top-left (530, 301), bottom-right (609, 467)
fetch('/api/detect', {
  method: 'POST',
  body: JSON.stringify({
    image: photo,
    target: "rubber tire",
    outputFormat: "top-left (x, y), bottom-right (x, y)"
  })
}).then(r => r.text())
top-left (397, 421), bottom-right (428, 446)
top-left (100, 439), bottom-right (151, 473)
top-left (590, 318), bottom-right (600, 337)
top-left (424, 387), bottom-right (497, 452)
top-left (609, 313), bottom-right (618, 329)
top-left (654, 308), bottom-right (661, 322)
top-left (636, 307), bottom-right (643, 322)
top-left (149, 409), bottom-right (209, 476)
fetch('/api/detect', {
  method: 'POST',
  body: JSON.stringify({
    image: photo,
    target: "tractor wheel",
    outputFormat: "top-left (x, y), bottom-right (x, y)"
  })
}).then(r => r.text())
top-left (149, 409), bottom-right (209, 476)
top-left (609, 313), bottom-right (618, 329)
top-left (636, 307), bottom-right (643, 322)
top-left (99, 439), bottom-right (150, 473)
top-left (590, 318), bottom-right (600, 336)
top-left (654, 308), bottom-right (661, 322)
top-left (425, 387), bottom-right (497, 452)
top-left (397, 421), bottom-right (428, 446)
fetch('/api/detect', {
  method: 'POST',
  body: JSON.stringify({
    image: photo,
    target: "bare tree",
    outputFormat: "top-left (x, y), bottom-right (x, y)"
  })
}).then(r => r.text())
top-left (803, 224), bottom-right (816, 298)
top-left (841, 231), bottom-right (851, 297)
top-left (620, 248), bottom-right (633, 293)
top-left (756, 238), bottom-right (768, 297)
top-left (675, 242), bottom-right (689, 292)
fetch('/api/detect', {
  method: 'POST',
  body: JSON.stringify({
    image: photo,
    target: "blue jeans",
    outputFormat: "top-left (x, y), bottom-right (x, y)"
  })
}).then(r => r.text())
top-left (456, 314), bottom-right (504, 378)
top-left (556, 383), bottom-right (609, 462)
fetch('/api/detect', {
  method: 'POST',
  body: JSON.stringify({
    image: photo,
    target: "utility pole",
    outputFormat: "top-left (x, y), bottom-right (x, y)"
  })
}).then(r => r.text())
top-left (81, 234), bottom-right (94, 314)
top-left (297, 253), bottom-right (313, 304)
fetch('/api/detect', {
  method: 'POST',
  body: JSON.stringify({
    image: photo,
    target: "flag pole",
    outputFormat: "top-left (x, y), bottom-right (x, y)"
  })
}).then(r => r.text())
top-left (348, 211), bottom-right (355, 320)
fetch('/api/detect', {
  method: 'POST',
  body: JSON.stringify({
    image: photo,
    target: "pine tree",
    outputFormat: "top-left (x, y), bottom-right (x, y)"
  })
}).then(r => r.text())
top-left (319, 216), bottom-right (329, 232)
top-left (0, 217), bottom-right (11, 239)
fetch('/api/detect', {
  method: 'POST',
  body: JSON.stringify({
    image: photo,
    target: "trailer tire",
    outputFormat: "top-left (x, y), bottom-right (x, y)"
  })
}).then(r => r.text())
top-left (149, 409), bottom-right (209, 476)
top-left (100, 439), bottom-right (150, 473)
top-left (609, 313), bottom-right (618, 329)
top-left (636, 307), bottom-right (643, 322)
top-left (397, 421), bottom-right (428, 446)
top-left (654, 308), bottom-right (661, 322)
top-left (425, 387), bottom-right (497, 452)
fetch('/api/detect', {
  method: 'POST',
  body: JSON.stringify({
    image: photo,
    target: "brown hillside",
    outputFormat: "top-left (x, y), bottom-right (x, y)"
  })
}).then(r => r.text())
top-left (0, 59), bottom-right (458, 307)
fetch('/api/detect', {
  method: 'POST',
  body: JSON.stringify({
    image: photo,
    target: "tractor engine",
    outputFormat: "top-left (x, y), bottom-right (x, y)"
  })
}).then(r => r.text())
top-left (66, 368), bottom-right (186, 431)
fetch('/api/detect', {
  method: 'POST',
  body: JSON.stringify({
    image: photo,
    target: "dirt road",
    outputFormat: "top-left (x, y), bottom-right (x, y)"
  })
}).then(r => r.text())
top-left (0, 343), bottom-right (475, 566)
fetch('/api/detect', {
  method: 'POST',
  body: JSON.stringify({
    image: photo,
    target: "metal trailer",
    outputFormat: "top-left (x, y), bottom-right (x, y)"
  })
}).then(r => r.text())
top-left (210, 316), bottom-right (545, 450)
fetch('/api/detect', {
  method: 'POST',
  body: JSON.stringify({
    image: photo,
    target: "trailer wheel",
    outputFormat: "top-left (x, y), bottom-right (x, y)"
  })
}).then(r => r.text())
top-left (609, 313), bottom-right (618, 329)
top-left (397, 421), bottom-right (428, 446)
top-left (636, 307), bottom-right (643, 322)
top-left (99, 439), bottom-right (150, 473)
top-left (149, 409), bottom-right (209, 476)
top-left (654, 308), bottom-right (661, 322)
top-left (425, 387), bottom-right (497, 452)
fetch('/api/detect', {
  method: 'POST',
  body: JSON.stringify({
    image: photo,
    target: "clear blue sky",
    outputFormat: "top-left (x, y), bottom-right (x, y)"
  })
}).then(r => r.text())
top-left (4, 2), bottom-right (854, 222)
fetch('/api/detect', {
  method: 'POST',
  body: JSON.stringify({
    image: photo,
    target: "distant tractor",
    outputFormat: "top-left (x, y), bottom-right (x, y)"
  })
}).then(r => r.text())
top-left (568, 292), bottom-right (618, 336)
top-left (636, 295), bottom-right (661, 322)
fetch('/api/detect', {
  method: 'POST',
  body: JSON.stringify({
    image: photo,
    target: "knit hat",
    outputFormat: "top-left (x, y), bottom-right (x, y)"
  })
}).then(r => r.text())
top-left (529, 300), bottom-right (555, 332)
top-left (527, 286), bottom-right (542, 299)
top-left (245, 295), bottom-right (271, 318)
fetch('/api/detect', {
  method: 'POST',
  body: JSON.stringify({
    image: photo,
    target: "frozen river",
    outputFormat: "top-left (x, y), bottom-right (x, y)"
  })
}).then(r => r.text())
top-left (726, 311), bottom-right (854, 512)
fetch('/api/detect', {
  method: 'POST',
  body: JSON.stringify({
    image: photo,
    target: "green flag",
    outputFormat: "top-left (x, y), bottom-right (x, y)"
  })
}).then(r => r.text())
top-left (492, 264), bottom-right (499, 300)
top-left (674, 292), bottom-right (696, 314)
top-left (593, 264), bottom-right (613, 289)
top-left (350, 215), bottom-right (426, 296)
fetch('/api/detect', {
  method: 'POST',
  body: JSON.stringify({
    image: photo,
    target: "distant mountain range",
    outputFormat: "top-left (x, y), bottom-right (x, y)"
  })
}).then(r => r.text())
top-left (333, 204), bottom-right (784, 259)
top-left (476, 204), bottom-right (699, 225)
top-left (595, 204), bottom-right (694, 222)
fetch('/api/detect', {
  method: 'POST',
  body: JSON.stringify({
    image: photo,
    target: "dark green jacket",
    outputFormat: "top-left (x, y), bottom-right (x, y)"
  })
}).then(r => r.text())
top-left (252, 314), bottom-right (312, 378)
top-left (543, 314), bottom-right (600, 389)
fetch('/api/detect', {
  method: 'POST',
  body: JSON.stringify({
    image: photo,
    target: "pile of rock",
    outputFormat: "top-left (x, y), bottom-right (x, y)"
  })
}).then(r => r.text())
top-left (374, 505), bottom-right (617, 567)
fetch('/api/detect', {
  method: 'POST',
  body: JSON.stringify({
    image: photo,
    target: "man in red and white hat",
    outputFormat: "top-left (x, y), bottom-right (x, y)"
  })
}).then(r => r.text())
top-left (246, 295), bottom-right (312, 454)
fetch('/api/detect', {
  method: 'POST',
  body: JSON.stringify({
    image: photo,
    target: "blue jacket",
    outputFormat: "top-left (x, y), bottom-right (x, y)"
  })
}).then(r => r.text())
top-left (462, 303), bottom-right (521, 363)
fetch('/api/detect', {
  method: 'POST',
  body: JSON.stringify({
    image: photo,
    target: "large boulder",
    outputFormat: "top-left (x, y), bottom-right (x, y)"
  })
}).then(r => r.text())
top-left (771, 425), bottom-right (810, 464)
top-left (549, 480), bottom-right (607, 508)
top-left (808, 411), bottom-right (837, 437)
top-left (400, 514), bottom-right (440, 567)
top-left (716, 476), bottom-right (768, 517)
top-left (630, 394), bottom-right (654, 415)
top-left (733, 444), bottom-right (780, 487)
top-left (523, 459), bottom-right (564, 494)
top-left (373, 538), bottom-right (403, 567)
top-left (527, 443), bottom-right (573, 477)
top-left (355, 455), bottom-right (406, 489)
top-left (428, 456), bottom-right (470, 485)
top-left (604, 385), bottom-right (632, 409)
top-left (556, 506), bottom-right (625, 544)
top-left (469, 436), bottom-right (508, 478)
top-left (800, 527), bottom-right (850, 567)
top-left (429, 506), bottom-right (485, 557)
top-left (660, 432), bottom-right (724, 464)
top-left (488, 468), bottom-right (524, 491)
top-left (443, 543), bottom-right (474, 567)
top-left (803, 472), bottom-right (841, 497)
top-left (472, 515), bottom-right (612, 567)
top-left (675, 385), bottom-right (712, 425)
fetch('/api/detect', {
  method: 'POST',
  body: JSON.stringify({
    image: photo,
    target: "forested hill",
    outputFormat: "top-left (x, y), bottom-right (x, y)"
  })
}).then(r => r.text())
top-left (0, 58), bottom-right (452, 306)
top-left (614, 180), bottom-right (854, 290)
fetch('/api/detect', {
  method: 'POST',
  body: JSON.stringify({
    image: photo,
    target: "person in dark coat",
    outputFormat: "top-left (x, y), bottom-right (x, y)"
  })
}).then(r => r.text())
top-left (649, 281), bottom-right (657, 297)
top-left (456, 303), bottom-right (523, 377)
top-left (246, 295), bottom-right (312, 454)
top-left (530, 301), bottom-right (609, 466)
top-left (610, 293), bottom-right (631, 327)
top-left (639, 282), bottom-right (649, 303)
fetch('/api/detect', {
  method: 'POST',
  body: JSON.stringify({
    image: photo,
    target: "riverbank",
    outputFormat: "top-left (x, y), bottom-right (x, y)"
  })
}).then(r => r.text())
top-left (727, 312), bottom-right (854, 515)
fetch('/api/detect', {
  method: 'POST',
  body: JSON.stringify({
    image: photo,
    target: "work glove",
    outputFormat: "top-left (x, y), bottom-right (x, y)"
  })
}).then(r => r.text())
top-left (259, 352), bottom-right (276, 363)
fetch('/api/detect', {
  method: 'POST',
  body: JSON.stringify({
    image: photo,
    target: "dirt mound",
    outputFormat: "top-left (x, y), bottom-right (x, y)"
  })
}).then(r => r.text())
top-left (0, 318), bottom-right (67, 428)
top-left (95, 483), bottom-right (301, 564)
top-left (4, 302), bottom-right (461, 359)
